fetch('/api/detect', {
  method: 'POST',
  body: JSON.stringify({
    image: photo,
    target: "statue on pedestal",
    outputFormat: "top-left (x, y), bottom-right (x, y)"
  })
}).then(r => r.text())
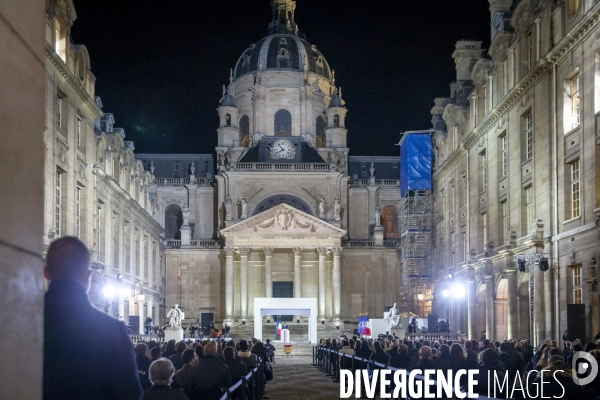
top-left (225, 195), bottom-right (233, 220)
top-left (190, 161), bottom-right (195, 176)
top-left (182, 203), bottom-right (190, 226)
top-left (241, 193), bottom-right (249, 218)
top-left (166, 304), bottom-right (183, 328)
top-left (334, 195), bottom-right (341, 221)
top-left (369, 162), bottom-right (376, 185)
top-left (375, 206), bottom-right (381, 227)
top-left (386, 303), bottom-right (401, 329)
top-left (318, 195), bottom-right (326, 219)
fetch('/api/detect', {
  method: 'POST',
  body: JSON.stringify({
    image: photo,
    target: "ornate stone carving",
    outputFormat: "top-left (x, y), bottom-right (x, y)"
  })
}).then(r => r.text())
top-left (224, 247), bottom-right (235, 257)
top-left (238, 247), bottom-right (251, 257)
top-left (263, 247), bottom-right (274, 257)
top-left (332, 247), bottom-right (343, 257)
top-left (182, 203), bottom-right (190, 226)
top-left (375, 206), bottom-right (381, 227)
top-left (293, 247), bottom-right (303, 257)
top-left (317, 247), bottom-right (328, 257)
top-left (225, 195), bottom-right (233, 220)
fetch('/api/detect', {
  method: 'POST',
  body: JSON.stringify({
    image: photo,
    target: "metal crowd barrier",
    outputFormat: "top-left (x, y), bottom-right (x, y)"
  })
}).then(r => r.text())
top-left (313, 347), bottom-right (501, 400)
top-left (217, 356), bottom-right (266, 400)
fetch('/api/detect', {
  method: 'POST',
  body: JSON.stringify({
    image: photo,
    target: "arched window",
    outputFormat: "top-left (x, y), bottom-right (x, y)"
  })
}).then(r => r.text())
top-left (239, 115), bottom-right (250, 147)
top-left (252, 195), bottom-right (313, 216)
top-left (315, 116), bottom-right (326, 147)
top-left (274, 109), bottom-right (292, 137)
top-left (334, 114), bottom-right (340, 127)
top-left (225, 114), bottom-right (231, 126)
top-left (380, 206), bottom-right (399, 239)
top-left (165, 204), bottom-right (183, 239)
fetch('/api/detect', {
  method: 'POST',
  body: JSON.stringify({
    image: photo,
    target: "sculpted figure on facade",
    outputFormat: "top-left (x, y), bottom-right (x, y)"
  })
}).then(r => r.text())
top-left (190, 161), bottom-right (195, 176)
top-left (369, 162), bottom-right (376, 185)
top-left (182, 203), bottom-right (190, 226)
top-left (330, 149), bottom-right (339, 168)
top-left (149, 161), bottom-right (155, 176)
top-left (334, 194), bottom-right (341, 221)
top-left (225, 195), bottom-right (233, 220)
top-left (318, 195), bottom-right (326, 219)
top-left (241, 193), bottom-right (249, 218)
top-left (375, 206), bottom-right (381, 226)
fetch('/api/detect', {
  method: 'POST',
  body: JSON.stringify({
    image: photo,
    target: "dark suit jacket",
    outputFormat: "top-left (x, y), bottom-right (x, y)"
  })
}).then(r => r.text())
top-left (189, 355), bottom-right (232, 400)
top-left (389, 355), bottom-right (413, 370)
top-left (224, 359), bottom-right (248, 382)
top-left (44, 279), bottom-right (142, 400)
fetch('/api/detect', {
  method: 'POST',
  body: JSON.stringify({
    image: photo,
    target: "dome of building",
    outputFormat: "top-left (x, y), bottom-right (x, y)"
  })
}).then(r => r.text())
top-left (233, 35), bottom-right (332, 81)
top-left (232, 1), bottom-right (332, 82)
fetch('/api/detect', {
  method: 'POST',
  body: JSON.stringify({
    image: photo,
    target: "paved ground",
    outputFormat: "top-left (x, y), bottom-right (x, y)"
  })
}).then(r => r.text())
top-left (267, 356), bottom-right (342, 400)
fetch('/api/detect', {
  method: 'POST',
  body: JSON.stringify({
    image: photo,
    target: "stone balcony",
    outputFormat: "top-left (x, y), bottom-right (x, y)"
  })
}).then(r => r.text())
top-left (342, 239), bottom-right (399, 248)
top-left (165, 239), bottom-right (222, 249)
top-left (229, 162), bottom-right (332, 172)
top-left (348, 179), bottom-right (400, 187)
top-left (154, 177), bottom-right (214, 186)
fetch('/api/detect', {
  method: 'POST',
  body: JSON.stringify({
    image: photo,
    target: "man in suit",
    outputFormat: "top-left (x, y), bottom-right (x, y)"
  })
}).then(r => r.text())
top-left (44, 236), bottom-right (142, 400)
top-left (389, 344), bottom-right (413, 370)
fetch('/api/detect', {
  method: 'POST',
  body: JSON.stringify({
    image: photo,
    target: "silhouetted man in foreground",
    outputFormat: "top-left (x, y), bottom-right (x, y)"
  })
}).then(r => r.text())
top-left (44, 236), bottom-right (142, 400)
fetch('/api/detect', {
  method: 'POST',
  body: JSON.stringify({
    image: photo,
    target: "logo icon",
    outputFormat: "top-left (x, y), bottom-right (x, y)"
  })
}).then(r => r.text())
top-left (572, 351), bottom-right (598, 386)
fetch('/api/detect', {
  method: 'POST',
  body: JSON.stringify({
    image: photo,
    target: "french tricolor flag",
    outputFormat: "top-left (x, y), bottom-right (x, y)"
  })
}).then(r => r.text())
top-left (275, 317), bottom-right (282, 336)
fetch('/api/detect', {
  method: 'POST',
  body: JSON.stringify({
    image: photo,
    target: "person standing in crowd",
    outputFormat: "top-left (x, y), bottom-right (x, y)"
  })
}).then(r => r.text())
top-left (189, 342), bottom-right (232, 400)
top-left (173, 349), bottom-right (197, 396)
top-left (169, 342), bottom-right (188, 371)
top-left (136, 343), bottom-right (152, 390)
top-left (265, 339), bottom-right (276, 363)
top-left (144, 358), bottom-right (189, 400)
top-left (43, 237), bottom-right (143, 400)
top-left (223, 347), bottom-right (248, 399)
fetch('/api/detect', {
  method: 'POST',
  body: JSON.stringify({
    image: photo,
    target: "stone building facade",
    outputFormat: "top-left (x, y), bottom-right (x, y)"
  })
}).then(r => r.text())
top-left (430, 0), bottom-right (600, 343)
top-left (141, 1), bottom-right (402, 331)
top-left (44, 0), bottom-right (165, 332)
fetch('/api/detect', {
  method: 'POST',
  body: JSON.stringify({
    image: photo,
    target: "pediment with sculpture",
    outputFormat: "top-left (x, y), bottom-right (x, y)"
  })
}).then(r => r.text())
top-left (220, 203), bottom-right (346, 248)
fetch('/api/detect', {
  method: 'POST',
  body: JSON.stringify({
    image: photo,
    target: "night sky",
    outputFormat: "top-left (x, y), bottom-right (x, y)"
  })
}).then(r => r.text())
top-left (71, 0), bottom-right (491, 157)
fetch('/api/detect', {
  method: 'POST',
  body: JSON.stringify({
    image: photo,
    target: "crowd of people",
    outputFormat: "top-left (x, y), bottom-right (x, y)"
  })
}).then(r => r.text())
top-left (319, 331), bottom-right (600, 399)
top-left (135, 337), bottom-right (277, 400)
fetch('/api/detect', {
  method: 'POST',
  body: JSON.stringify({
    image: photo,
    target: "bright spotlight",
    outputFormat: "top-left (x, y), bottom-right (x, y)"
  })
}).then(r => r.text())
top-left (442, 289), bottom-right (450, 298)
top-left (448, 272), bottom-right (454, 279)
top-left (417, 293), bottom-right (424, 301)
top-left (103, 285), bottom-right (116, 298)
top-left (451, 284), bottom-right (464, 298)
top-left (117, 274), bottom-right (123, 282)
top-left (119, 287), bottom-right (129, 299)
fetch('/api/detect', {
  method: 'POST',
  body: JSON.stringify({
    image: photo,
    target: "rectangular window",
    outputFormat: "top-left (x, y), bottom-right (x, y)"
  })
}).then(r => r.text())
top-left (125, 223), bottom-right (131, 274)
top-left (76, 115), bottom-right (82, 147)
top-left (572, 160), bottom-right (581, 218)
top-left (482, 212), bottom-right (488, 251)
top-left (573, 265), bottom-right (582, 304)
top-left (143, 236), bottom-right (149, 280)
top-left (448, 183), bottom-right (455, 214)
top-left (135, 229), bottom-right (140, 276)
top-left (571, 76), bottom-right (580, 130)
top-left (525, 114), bottom-right (533, 160)
top-left (500, 201), bottom-right (508, 244)
top-left (76, 186), bottom-right (81, 238)
top-left (500, 135), bottom-right (508, 178)
top-left (480, 151), bottom-right (487, 192)
top-left (113, 213), bottom-right (119, 271)
top-left (56, 93), bottom-right (63, 128)
top-left (55, 171), bottom-right (62, 237)
top-left (54, 18), bottom-right (66, 61)
top-left (526, 186), bottom-right (533, 233)
top-left (527, 31), bottom-right (533, 70)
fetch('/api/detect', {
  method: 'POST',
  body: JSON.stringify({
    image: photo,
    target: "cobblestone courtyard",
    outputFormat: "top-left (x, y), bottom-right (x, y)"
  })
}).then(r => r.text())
top-left (268, 357), bottom-right (341, 400)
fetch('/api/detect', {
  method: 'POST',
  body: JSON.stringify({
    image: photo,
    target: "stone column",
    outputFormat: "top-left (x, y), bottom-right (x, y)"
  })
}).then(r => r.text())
top-left (264, 247), bottom-right (273, 298)
top-left (534, 265), bottom-right (545, 343)
top-left (317, 248), bottom-right (328, 320)
top-left (467, 269), bottom-right (477, 339)
top-left (239, 248), bottom-right (250, 320)
top-left (507, 268), bottom-right (518, 339)
top-left (332, 247), bottom-right (342, 320)
top-left (485, 273), bottom-right (495, 340)
top-left (293, 247), bottom-right (303, 321)
top-left (263, 247), bottom-right (273, 321)
top-left (543, 264), bottom-right (554, 339)
top-left (224, 248), bottom-right (235, 320)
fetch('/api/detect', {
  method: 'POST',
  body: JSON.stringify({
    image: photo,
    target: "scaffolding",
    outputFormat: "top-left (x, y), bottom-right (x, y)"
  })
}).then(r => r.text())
top-left (398, 190), bottom-right (435, 317)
